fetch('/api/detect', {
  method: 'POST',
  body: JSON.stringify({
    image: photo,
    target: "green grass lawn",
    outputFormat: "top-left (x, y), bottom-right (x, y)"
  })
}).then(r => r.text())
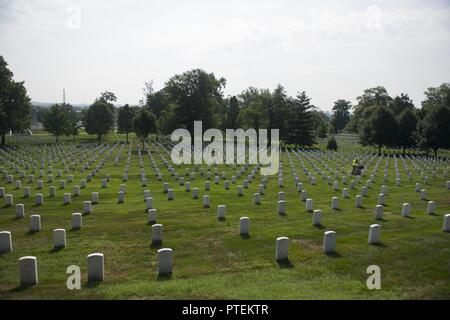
top-left (0, 135), bottom-right (449, 299)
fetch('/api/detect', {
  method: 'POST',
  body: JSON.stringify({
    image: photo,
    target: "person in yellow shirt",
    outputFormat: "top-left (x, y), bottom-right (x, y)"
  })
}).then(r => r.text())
top-left (352, 158), bottom-right (360, 175)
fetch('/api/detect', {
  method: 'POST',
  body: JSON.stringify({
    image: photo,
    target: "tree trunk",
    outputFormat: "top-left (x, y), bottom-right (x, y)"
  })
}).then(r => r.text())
top-left (56, 135), bottom-right (59, 143)
top-left (434, 148), bottom-right (438, 158)
top-left (402, 146), bottom-right (405, 156)
top-left (1, 133), bottom-right (5, 146)
top-left (98, 134), bottom-right (102, 145)
top-left (378, 144), bottom-right (381, 156)
top-left (126, 132), bottom-right (129, 143)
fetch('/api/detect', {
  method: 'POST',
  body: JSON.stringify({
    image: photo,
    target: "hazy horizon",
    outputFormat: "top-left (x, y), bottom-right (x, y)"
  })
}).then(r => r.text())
top-left (1, 0), bottom-right (449, 111)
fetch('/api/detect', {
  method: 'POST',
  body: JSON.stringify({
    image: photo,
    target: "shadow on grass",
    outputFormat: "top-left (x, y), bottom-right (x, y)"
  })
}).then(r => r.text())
top-left (314, 224), bottom-right (326, 230)
top-left (49, 246), bottom-right (64, 254)
top-left (403, 215), bottom-right (415, 219)
top-left (147, 221), bottom-right (156, 226)
top-left (11, 216), bottom-right (23, 221)
top-left (157, 273), bottom-right (172, 281)
top-left (240, 234), bottom-right (250, 239)
top-left (372, 242), bottom-right (388, 248)
top-left (69, 228), bottom-right (81, 233)
top-left (277, 259), bottom-right (294, 268)
top-left (9, 284), bottom-right (36, 292)
top-left (278, 212), bottom-right (287, 217)
top-left (151, 241), bottom-right (162, 249)
top-left (86, 280), bottom-right (102, 288)
top-left (218, 217), bottom-right (226, 222)
top-left (32, 204), bottom-right (42, 208)
top-left (358, 206), bottom-right (366, 209)
top-left (2, 205), bottom-right (12, 209)
top-left (326, 252), bottom-right (342, 258)
top-left (332, 208), bottom-right (342, 212)
top-left (376, 218), bottom-right (389, 222)
top-left (26, 230), bottom-right (39, 236)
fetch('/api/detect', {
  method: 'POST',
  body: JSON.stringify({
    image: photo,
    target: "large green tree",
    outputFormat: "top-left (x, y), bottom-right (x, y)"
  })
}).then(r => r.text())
top-left (84, 99), bottom-right (115, 143)
top-left (397, 109), bottom-right (417, 155)
top-left (163, 69), bottom-right (226, 134)
top-left (391, 93), bottom-right (414, 116)
top-left (117, 104), bottom-right (136, 143)
top-left (346, 86), bottom-right (392, 133)
top-left (42, 104), bottom-right (74, 143)
top-left (417, 105), bottom-right (450, 157)
top-left (358, 105), bottom-right (398, 155)
top-left (226, 96), bottom-right (240, 129)
top-left (0, 56), bottom-right (32, 145)
top-left (133, 108), bottom-right (157, 147)
top-left (284, 91), bottom-right (316, 148)
top-left (330, 99), bottom-right (351, 133)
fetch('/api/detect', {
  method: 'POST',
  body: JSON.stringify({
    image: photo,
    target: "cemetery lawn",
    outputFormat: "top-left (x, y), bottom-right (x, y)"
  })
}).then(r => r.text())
top-left (1, 138), bottom-right (450, 299)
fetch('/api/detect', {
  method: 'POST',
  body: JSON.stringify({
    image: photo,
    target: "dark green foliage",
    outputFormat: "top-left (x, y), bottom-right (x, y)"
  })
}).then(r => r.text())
top-left (331, 99), bottom-right (351, 133)
top-left (133, 108), bottom-right (157, 146)
top-left (327, 136), bottom-right (338, 150)
top-left (358, 105), bottom-right (398, 155)
top-left (42, 103), bottom-right (78, 142)
top-left (0, 56), bottom-right (32, 145)
top-left (284, 91), bottom-right (316, 147)
top-left (84, 100), bottom-right (115, 143)
top-left (117, 104), bottom-right (136, 143)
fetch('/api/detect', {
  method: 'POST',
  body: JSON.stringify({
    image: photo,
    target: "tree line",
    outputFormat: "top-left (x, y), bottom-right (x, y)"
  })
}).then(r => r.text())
top-left (1, 55), bottom-right (449, 156)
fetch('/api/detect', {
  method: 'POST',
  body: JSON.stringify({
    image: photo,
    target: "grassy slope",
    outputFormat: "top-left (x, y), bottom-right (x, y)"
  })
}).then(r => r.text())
top-left (0, 136), bottom-right (449, 299)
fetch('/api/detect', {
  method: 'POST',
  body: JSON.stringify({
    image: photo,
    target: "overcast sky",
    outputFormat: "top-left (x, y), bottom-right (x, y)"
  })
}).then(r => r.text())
top-left (1, 0), bottom-right (449, 110)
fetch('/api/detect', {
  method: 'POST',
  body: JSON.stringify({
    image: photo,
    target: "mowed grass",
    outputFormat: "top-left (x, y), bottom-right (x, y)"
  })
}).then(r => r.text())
top-left (0, 138), bottom-right (449, 299)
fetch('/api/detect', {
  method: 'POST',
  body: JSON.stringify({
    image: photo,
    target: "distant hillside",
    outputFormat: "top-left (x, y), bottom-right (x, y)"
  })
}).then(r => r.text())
top-left (31, 101), bottom-right (90, 109)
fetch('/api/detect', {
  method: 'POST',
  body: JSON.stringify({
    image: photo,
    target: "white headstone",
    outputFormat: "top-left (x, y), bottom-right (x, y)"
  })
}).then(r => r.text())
top-left (278, 200), bottom-right (286, 215)
top-left (192, 188), bottom-right (199, 199)
top-left (87, 253), bottom-right (104, 282)
top-left (167, 189), bottom-right (174, 200)
top-left (331, 197), bottom-right (339, 210)
top-left (16, 204), bottom-right (25, 219)
top-left (152, 224), bottom-right (163, 243)
top-left (5, 194), bottom-right (13, 207)
top-left (443, 214), bottom-right (450, 232)
top-left (19, 256), bottom-right (38, 286)
top-left (402, 203), bottom-right (411, 217)
top-left (342, 188), bottom-right (349, 198)
top-left (427, 201), bottom-right (436, 215)
top-left (157, 248), bottom-right (173, 276)
top-left (91, 192), bottom-right (99, 204)
top-left (64, 193), bottom-right (71, 204)
top-left (118, 191), bottom-right (125, 203)
top-left (240, 217), bottom-right (250, 235)
top-left (35, 194), bottom-right (43, 206)
top-left (323, 231), bottom-right (336, 254)
top-left (312, 210), bottom-right (322, 226)
top-left (49, 186), bottom-right (56, 197)
top-left (355, 195), bottom-right (363, 208)
top-left (420, 189), bottom-right (427, 200)
top-left (306, 198), bottom-right (313, 212)
top-left (217, 205), bottom-right (226, 220)
top-left (148, 209), bottom-right (157, 224)
top-left (254, 193), bottom-right (261, 205)
top-left (368, 224), bottom-right (381, 244)
top-left (202, 195), bottom-right (210, 208)
top-left (30, 215), bottom-right (41, 232)
top-left (53, 228), bottom-right (66, 248)
top-left (378, 193), bottom-right (385, 205)
top-left (275, 237), bottom-right (289, 261)
top-left (375, 205), bottom-right (384, 220)
top-left (71, 213), bottom-right (82, 230)
top-left (83, 201), bottom-right (92, 214)
top-left (0, 231), bottom-right (12, 253)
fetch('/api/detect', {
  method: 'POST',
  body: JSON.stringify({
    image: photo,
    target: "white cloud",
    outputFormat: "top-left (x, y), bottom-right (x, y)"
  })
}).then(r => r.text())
top-left (0, 0), bottom-right (449, 109)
